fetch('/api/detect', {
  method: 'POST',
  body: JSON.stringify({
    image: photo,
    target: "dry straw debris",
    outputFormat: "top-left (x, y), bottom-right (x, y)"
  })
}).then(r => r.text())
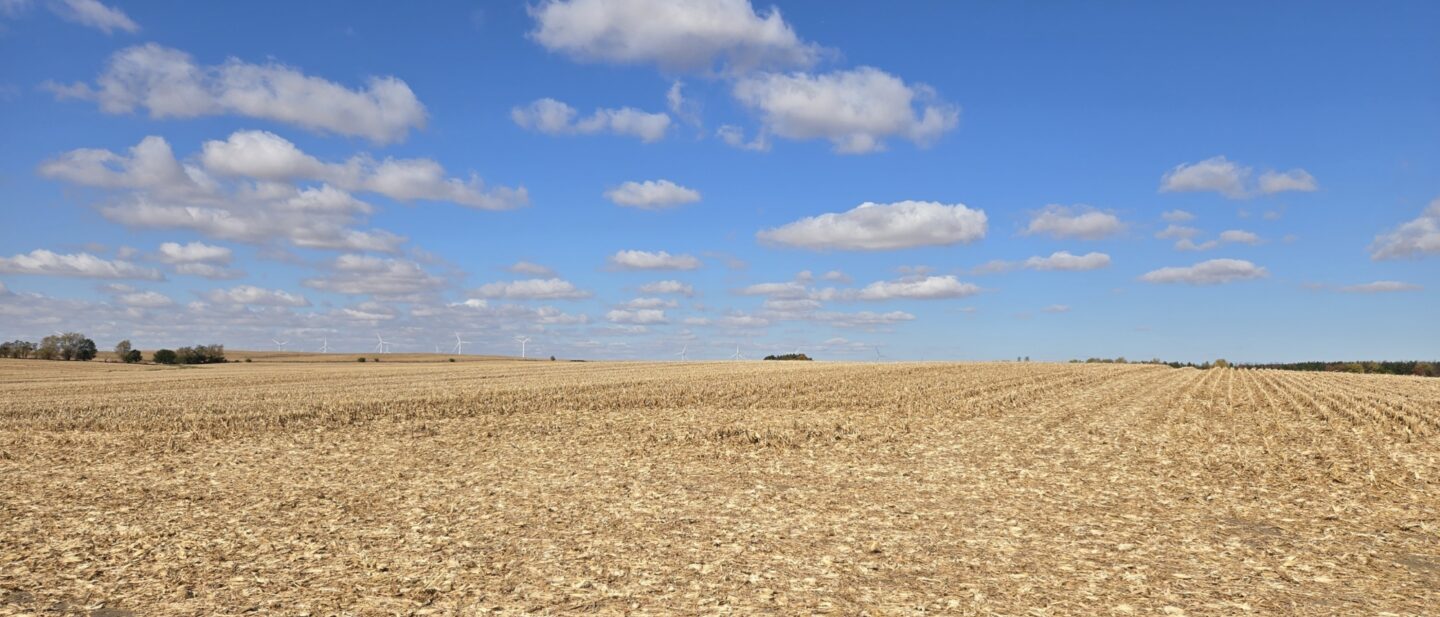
top-left (1, 359), bottom-right (1437, 615)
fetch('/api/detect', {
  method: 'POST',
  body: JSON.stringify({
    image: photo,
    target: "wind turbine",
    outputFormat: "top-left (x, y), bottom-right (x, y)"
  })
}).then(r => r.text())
top-left (675, 344), bottom-right (688, 361)
top-left (453, 332), bottom-right (470, 355)
top-left (730, 344), bottom-right (746, 360)
top-left (874, 345), bottom-right (888, 362)
top-left (272, 338), bottom-right (288, 352)
top-left (515, 335), bottom-right (531, 359)
top-left (374, 332), bottom-right (390, 354)
top-left (317, 338), bottom-right (329, 353)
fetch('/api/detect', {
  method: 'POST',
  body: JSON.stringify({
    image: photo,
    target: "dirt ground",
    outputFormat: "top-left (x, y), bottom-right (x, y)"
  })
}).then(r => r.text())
top-left (1, 359), bottom-right (1436, 615)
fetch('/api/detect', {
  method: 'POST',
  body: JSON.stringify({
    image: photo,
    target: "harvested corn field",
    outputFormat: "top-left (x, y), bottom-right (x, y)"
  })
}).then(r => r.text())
top-left (1, 359), bottom-right (1437, 615)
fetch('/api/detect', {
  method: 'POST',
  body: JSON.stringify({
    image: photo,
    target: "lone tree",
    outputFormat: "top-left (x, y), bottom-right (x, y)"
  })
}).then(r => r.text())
top-left (114, 340), bottom-right (132, 361)
top-left (152, 349), bottom-right (178, 365)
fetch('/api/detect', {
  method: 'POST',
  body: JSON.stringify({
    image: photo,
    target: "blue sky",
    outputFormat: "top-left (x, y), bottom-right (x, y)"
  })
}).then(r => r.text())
top-left (1, 0), bottom-right (1436, 361)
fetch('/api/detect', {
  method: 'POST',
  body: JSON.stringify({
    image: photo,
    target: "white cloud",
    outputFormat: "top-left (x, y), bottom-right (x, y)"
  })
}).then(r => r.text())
top-left (1257, 169), bottom-right (1318, 194)
top-left (48, 0), bottom-right (137, 33)
top-left (620, 297), bottom-right (677, 309)
top-left (1370, 199), bottom-right (1440, 260)
top-left (157, 240), bottom-right (230, 263)
top-left (1161, 209), bottom-right (1195, 223)
top-left (1023, 205), bottom-right (1123, 240)
top-left (1155, 224), bottom-right (1200, 240)
top-left (473, 278), bottom-right (591, 300)
top-left (607, 250), bottom-right (701, 270)
top-left (716, 124), bottom-right (770, 151)
top-left (854, 275), bottom-right (979, 300)
top-left (818, 310), bottom-right (915, 328)
top-left (200, 130), bottom-right (527, 210)
top-left (605, 179), bottom-right (701, 209)
top-left (302, 255), bottom-right (445, 297)
top-left (40, 135), bottom-right (410, 253)
top-left (1024, 251), bottom-right (1111, 271)
top-left (732, 67), bottom-right (958, 154)
top-left (507, 261), bottom-right (556, 276)
top-left (46, 44), bottom-right (426, 143)
top-left (512, 98), bottom-right (670, 142)
top-left (1140, 259), bottom-right (1269, 285)
top-left (606, 308), bottom-right (667, 325)
top-left (528, 0), bottom-right (817, 72)
top-left (1160, 156), bottom-right (1317, 199)
top-left (203, 285), bottom-right (310, 307)
top-left (736, 281), bottom-right (808, 298)
top-left (758, 200), bottom-right (986, 251)
top-left (1174, 238), bottom-right (1219, 252)
top-left (1041, 304), bottom-right (1070, 313)
top-left (1338, 281), bottom-right (1422, 293)
top-left (1218, 229), bottom-right (1261, 245)
top-left (172, 263), bottom-right (243, 280)
top-left (0, 249), bottom-right (162, 280)
top-left (115, 290), bottom-right (173, 308)
top-left (638, 279), bottom-right (694, 296)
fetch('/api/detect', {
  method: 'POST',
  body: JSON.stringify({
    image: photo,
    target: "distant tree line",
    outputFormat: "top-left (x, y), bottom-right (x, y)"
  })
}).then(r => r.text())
top-left (763, 353), bottom-right (813, 361)
top-left (1234, 361), bottom-right (1437, 377)
top-left (0, 333), bottom-right (224, 365)
top-left (0, 332), bottom-right (96, 361)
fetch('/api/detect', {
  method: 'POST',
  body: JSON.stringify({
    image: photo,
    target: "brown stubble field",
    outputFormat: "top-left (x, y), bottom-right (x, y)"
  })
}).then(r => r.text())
top-left (1, 358), bottom-right (1437, 616)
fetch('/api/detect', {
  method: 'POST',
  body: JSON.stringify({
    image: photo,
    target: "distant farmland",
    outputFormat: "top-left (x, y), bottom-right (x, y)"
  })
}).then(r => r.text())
top-left (1, 359), bottom-right (1436, 615)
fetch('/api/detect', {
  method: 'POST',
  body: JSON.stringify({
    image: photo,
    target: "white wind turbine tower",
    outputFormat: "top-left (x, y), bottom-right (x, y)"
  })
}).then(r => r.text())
top-left (272, 338), bottom-right (288, 352)
top-left (730, 344), bottom-right (746, 360)
top-left (453, 332), bottom-right (471, 355)
top-left (514, 335), bottom-right (532, 359)
top-left (374, 332), bottom-right (390, 354)
top-left (317, 338), bottom-right (329, 353)
top-left (675, 344), bottom-right (688, 361)
top-left (874, 345), bottom-right (888, 362)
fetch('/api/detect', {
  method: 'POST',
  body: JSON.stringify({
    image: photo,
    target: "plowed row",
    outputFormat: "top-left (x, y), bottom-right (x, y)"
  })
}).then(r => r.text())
top-left (1, 359), bottom-right (1436, 615)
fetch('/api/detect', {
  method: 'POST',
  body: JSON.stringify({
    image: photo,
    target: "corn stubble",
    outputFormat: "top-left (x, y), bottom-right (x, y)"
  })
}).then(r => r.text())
top-left (1, 359), bottom-right (1437, 615)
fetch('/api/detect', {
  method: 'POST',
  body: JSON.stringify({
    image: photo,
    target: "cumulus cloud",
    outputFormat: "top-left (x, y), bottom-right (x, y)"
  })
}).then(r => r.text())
top-left (620, 297), bottom-right (677, 309)
top-left (0, 249), bottom-right (162, 279)
top-left (1338, 281), bottom-right (1422, 293)
top-left (1218, 229), bottom-right (1261, 245)
top-left (1023, 205), bottom-right (1123, 240)
top-left (638, 279), bottom-right (694, 296)
top-left (200, 130), bottom-right (527, 210)
top-left (604, 179), bottom-right (700, 209)
top-left (607, 250), bottom-right (701, 270)
top-left (1041, 304), bottom-right (1070, 313)
top-left (1370, 199), bottom-right (1440, 260)
top-left (202, 285), bottom-right (310, 307)
top-left (854, 275), bottom-right (979, 300)
top-left (113, 290), bottom-right (174, 308)
top-left (507, 261), bottom-right (556, 276)
top-left (1155, 224), bottom-right (1200, 240)
top-left (1257, 169), bottom-right (1318, 194)
top-left (48, 0), bottom-right (138, 33)
top-left (606, 308), bottom-right (667, 324)
top-left (716, 124), bottom-right (770, 151)
top-left (473, 278), bottom-right (591, 300)
top-left (45, 44), bottom-right (426, 143)
top-left (302, 255), bottom-right (446, 298)
top-left (1024, 251), bottom-right (1112, 271)
top-left (528, 0), bottom-right (817, 72)
top-left (512, 98), bottom-right (670, 142)
top-left (40, 135), bottom-right (410, 253)
top-left (758, 200), bottom-right (986, 251)
top-left (1140, 259), bottom-right (1269, 285)
top-left (156, 240), bottom-right (230, 264)
top-left (818, 310), bottom-right (915, 328)
top-left (731, 67), bottom-right (958, 154)
top-left (736, 281), bottom-right (809, 298)
top-left (1160, 156), bottom-right (1317, 199)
